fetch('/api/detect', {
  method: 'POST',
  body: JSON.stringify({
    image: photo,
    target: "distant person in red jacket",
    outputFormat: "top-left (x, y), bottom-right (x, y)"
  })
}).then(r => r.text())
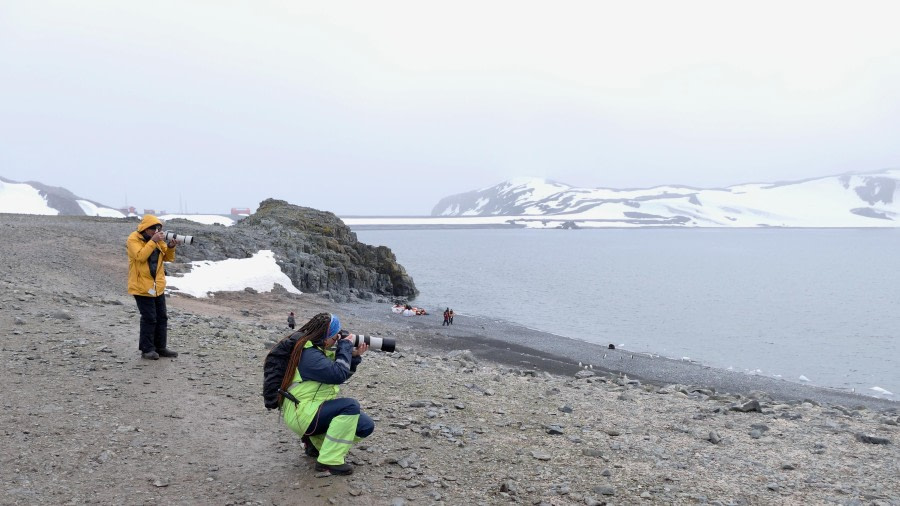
top-left (442, 308), bottom-right (450, 326)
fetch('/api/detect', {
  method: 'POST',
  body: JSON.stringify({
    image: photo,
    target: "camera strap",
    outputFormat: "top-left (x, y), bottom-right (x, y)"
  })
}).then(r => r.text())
top-left (278, 388), bottom-right (300, 406)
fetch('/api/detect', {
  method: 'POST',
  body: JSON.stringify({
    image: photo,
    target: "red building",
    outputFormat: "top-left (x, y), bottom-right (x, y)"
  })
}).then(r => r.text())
top-left (231, 207), bottom-right (251, 216)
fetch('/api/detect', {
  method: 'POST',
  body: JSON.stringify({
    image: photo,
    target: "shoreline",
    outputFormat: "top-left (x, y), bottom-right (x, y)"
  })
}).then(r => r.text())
top-left (338, 299), bottom-right (900, 412)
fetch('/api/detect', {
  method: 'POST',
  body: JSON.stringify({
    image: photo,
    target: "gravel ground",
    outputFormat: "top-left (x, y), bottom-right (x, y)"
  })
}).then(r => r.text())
top-left (1, 214), bottom-right (898, 506)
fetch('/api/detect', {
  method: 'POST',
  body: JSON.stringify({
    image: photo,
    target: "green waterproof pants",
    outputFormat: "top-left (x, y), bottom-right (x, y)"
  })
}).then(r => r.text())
top-left (308, 414), bottom-right (363, 465)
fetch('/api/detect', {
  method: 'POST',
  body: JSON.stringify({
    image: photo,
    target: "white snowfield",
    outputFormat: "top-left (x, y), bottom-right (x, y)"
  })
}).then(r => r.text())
top-left (77, 200), bottom-right (125, 218)
top-left (0, 179), bottom-right (60, 215)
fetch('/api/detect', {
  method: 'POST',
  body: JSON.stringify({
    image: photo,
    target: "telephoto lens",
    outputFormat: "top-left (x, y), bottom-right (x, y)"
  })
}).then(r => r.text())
top-left (163, 231), bottom-right (195, 245)
top-left (339, 330), bottom-right (396, 352)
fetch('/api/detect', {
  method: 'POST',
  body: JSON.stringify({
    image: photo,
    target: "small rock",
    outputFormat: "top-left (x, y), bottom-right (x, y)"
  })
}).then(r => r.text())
top-left (546, 425), bottom-right (564, 435)
top-left (499, 480), bottom-right (517, 495)
top-left (855, 433), bottom-right (891, 445)
top-left (730, 400), bottom-right (762, 413)
top-left (592, 486), bottom-right (615, 496)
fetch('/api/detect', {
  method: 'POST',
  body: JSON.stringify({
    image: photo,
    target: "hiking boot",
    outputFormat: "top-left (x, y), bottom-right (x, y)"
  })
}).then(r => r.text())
top-left (301, 436), bottom-right (319, 458)
top-left (157, 348), bottom-right (178, 358)
top-left (315, 462), bottom-right (353, 475)
top-left (141, 351), bottom-right (160, 360)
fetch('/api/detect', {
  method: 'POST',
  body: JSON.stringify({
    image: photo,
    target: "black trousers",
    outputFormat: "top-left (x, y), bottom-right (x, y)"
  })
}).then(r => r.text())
top-left (135, 294), bottom-right (168, 353)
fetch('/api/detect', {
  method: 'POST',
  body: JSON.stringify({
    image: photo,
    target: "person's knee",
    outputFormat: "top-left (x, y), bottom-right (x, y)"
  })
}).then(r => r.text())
top-left (357, 413), bottom-right (375, 438)
top-left (343, 398), bottom-right (360, 415)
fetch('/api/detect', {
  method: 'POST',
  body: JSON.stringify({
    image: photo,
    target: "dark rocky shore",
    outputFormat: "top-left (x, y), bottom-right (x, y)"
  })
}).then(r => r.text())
top-left (1, 213), bottom-right (898, 505)
top-left (340, 302), bottom-right (898, 412)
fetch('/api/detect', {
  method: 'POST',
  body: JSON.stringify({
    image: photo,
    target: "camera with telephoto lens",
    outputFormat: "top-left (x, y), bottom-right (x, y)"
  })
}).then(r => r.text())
top-left (339, 330), bottom-right (396, 353)
top-left (164, 231), bottom-right (195, 245)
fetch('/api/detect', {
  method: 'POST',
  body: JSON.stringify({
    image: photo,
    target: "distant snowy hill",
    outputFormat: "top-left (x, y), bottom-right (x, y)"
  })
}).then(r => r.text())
top-left (0, 176), bottom-right (125, 217)
top-left (431, 170), bottom-right (900, 228)
top-left (0, 176), bottom-right (236, 225)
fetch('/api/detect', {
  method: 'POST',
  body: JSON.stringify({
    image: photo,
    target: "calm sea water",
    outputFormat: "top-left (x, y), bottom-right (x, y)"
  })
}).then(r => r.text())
top-left (355, 228), bottom-right (900, 397)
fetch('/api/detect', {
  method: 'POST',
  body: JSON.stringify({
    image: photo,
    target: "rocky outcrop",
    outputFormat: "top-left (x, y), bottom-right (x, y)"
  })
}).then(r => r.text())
top-left (164, 199), bottom-right (418, 301)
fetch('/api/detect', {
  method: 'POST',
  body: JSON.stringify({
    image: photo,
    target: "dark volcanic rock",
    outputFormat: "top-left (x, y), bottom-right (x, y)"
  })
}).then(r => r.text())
top-left (165, 199), bottom-right (417, 301)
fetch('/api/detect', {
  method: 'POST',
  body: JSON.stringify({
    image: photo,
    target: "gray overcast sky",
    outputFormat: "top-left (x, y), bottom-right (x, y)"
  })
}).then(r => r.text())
top-left (2, 1), bottom-right (899, 216)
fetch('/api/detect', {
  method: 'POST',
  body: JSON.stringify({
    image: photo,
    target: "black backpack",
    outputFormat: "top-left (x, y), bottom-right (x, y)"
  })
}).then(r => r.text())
top-left (262, 332), bottom-right (302, 410)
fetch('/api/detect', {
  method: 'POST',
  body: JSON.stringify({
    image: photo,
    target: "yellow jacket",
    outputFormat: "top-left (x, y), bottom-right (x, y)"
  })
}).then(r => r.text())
top-left (127, 215), bottom-right (175, 296)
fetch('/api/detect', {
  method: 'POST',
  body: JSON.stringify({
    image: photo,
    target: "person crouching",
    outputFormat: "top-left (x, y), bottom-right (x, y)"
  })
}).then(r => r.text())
top-left (277, 312), bottom-right (374, 475)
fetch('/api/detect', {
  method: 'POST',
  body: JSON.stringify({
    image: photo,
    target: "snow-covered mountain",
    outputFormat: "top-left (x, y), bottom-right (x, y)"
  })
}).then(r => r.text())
top-left (0, 177), bottom-right (237, 225)
top-left (431, 170), bottom-right (900, 228)
top-left (0, 176), bottom-right (125, 217)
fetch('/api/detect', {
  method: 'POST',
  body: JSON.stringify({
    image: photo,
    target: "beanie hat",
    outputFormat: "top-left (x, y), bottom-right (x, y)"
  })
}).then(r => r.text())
top-left (325, 314), bottom-right (341, 340)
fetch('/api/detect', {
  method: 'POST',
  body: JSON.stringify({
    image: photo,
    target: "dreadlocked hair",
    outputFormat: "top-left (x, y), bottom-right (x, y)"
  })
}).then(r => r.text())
top-left (277, 312), bottom-right (332, 407)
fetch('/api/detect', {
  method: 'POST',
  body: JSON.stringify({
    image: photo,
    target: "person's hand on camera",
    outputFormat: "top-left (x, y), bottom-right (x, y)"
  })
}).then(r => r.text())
top-left (151, 231), bottom-right (165, 242)
top-left (167, 240), bottom-right (177, 248)
top-left (340, 333), bottom-right (368, 356)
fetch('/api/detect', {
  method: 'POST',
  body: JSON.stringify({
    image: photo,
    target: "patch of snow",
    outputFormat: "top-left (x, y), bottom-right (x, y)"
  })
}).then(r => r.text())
top-left (166, 250), bottom-right (300, 298)
top-left (0, 180), bottom-right (57, 215)
top-left (77, 200), bottom-right (125, 218)
top-left (158, 214), bottom-right (235, 226)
